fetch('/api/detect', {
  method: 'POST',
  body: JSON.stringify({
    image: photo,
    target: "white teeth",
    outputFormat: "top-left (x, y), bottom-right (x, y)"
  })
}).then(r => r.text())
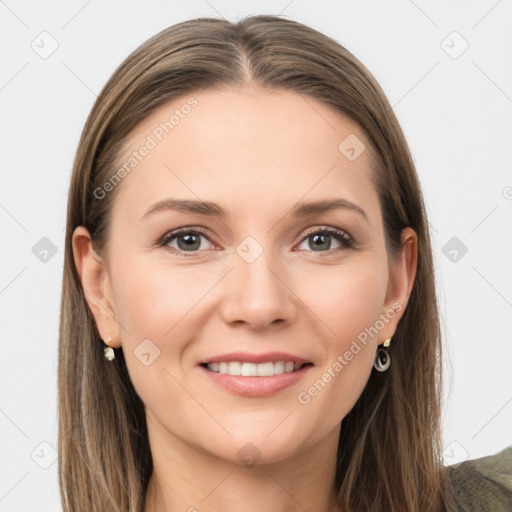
top-left (228, 361), bottom-right (242, 375)
top-left (205, 360), bottom-right (305, 376)
top-left (241, 362), bottom-right (258, 376)
top-left (274, 361), bottom-right (285, 374)
top-left (257, 362), bottom-right (274, 377)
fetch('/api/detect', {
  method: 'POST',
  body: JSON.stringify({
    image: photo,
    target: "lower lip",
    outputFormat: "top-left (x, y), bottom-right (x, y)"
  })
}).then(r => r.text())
top-left (199, 364), bottom-right (313, 397)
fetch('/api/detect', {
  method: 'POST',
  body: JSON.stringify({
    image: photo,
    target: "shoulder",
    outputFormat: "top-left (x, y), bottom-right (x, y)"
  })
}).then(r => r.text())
top-left (446, 445), bottom-right (512, 511)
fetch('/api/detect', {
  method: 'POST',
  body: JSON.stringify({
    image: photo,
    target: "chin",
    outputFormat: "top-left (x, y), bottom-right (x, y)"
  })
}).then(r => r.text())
top-left (194, 426), bottom-right (310, 468)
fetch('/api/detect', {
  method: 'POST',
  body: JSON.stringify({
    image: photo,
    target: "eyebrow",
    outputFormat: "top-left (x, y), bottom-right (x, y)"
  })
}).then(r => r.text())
top-left (142, 198), bottom-right (368, 222)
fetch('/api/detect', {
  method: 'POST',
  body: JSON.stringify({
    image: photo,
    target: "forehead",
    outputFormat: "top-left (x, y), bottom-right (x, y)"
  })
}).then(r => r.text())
top-left (112, 86), bottom-right (380, 225)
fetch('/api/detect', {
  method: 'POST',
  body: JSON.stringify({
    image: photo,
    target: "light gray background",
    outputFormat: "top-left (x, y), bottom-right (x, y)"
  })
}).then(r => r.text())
top-left (1, 1), bottom-right (511, 510)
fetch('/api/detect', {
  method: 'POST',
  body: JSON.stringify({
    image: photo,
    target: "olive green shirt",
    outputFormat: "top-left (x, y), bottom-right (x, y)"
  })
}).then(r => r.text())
top-left (447, 445), bottom-right (512, 511)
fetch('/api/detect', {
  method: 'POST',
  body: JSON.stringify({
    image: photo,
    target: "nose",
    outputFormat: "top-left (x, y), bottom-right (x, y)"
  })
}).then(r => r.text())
top-left (220, 250), bottom-right (298, 330)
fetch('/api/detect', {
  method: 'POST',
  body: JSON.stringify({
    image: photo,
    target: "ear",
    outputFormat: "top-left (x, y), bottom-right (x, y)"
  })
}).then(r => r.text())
top-left (378, 227), bottom-right (418, 343)
top-left (72, 226), bottom-right (121, 348)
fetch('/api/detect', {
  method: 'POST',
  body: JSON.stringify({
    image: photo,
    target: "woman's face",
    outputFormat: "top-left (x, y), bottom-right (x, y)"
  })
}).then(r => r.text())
top-left (75, 86), bottom-right (415, 465)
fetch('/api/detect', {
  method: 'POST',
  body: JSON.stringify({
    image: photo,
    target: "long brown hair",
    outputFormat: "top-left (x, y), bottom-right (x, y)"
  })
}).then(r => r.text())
top-left (59, 14), bottom-right (455, 511)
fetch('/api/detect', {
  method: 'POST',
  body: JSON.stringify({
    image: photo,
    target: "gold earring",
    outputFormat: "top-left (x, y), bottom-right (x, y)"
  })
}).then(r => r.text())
top-left (103, 336), bottom-right (115, 361)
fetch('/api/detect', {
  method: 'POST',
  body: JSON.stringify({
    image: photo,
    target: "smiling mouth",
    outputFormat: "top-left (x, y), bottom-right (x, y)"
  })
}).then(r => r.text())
top-left (200, 361), bottom-right (313, 377)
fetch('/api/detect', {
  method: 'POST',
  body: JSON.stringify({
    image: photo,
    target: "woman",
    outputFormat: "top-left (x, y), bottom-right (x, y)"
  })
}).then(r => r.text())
top-left (59, 15), bottom-right (511, 512)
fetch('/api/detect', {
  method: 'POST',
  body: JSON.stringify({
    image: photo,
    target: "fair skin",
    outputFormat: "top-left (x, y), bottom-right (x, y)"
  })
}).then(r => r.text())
top-left (73, 86), bottom-right (417, 512)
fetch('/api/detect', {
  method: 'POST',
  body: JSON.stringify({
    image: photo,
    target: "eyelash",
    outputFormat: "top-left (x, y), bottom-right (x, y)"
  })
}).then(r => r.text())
top-left (157, 226), bottom-right (356, 257)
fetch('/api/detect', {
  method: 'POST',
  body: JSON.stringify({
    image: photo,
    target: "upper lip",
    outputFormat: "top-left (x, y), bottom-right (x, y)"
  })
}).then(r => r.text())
top-left (199, 352), bottom-right (312, 366)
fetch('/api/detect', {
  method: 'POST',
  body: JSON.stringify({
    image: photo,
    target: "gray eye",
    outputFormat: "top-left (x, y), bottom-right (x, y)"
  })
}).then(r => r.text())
top-left (168, 232), bottom-right (209, 252)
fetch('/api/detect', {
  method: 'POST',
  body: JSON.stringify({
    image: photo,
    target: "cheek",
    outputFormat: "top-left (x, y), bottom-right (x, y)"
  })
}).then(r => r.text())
top-left (107, 256), bottom-right (206, 391)
top-left (294, 257), bottom-right (387, 420)
top-left (112, 256), bottom-right (217, 341)
top-left (297, 255), bottom-right (387, 345)
top-left (109, 258), bottom-right (214, 416)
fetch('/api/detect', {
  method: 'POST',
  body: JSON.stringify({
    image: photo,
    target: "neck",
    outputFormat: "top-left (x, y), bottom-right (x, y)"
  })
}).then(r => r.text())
top-left (143, 415), bottom-right (342, 512)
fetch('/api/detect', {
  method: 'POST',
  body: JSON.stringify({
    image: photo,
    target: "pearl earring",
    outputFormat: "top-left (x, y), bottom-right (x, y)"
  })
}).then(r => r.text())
top-left (103, 336), bottom-right (115, 361)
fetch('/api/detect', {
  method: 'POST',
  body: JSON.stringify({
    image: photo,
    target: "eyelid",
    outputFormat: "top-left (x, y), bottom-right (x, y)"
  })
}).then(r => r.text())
top-left (299, 225), bottom-right (354, 243)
